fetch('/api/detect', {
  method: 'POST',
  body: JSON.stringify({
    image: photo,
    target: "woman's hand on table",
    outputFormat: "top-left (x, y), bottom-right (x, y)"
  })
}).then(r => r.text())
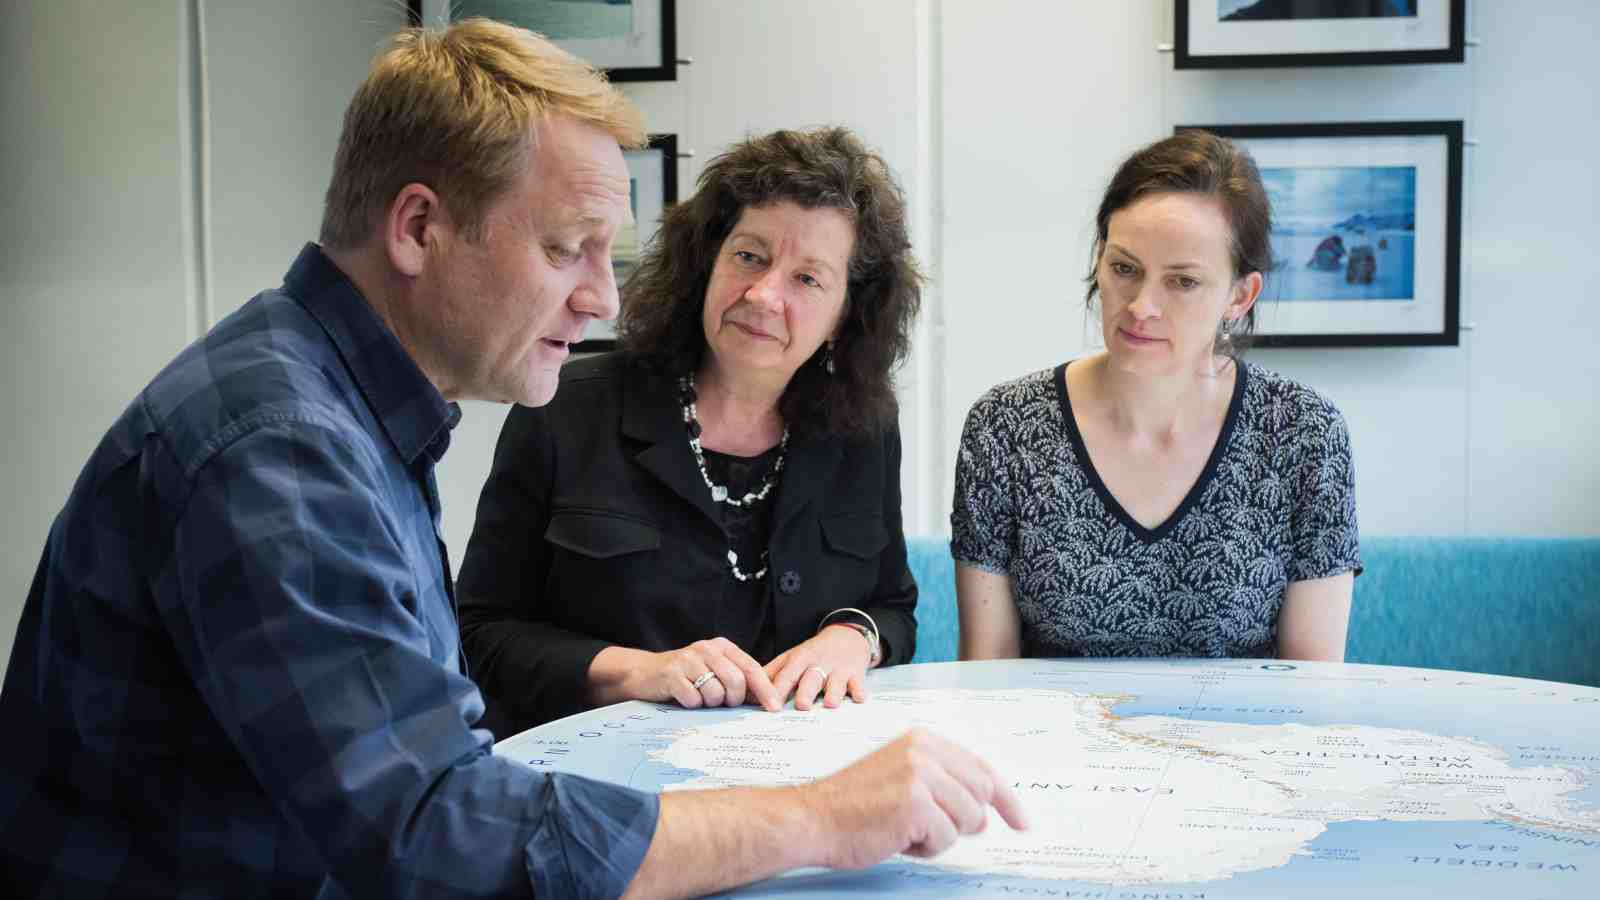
top-left (636, 639), bottom-right (785, 711)
top-left (765, 625), bottom-right (875, 711)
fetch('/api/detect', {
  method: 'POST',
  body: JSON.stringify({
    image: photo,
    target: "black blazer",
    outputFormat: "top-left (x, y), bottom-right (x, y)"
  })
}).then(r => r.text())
top-left (458, 353), bottom-right (917, 735)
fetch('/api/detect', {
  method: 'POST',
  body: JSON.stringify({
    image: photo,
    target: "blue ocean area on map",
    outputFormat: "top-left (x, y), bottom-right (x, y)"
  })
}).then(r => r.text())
top-left (720, 821), bottom-right (1596, 899)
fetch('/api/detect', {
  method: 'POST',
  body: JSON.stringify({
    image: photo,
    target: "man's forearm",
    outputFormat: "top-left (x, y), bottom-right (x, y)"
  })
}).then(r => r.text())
top-left (617, 727), bottom-right (1027, 897)
top-left (620, 786), bottom-right (820, 900)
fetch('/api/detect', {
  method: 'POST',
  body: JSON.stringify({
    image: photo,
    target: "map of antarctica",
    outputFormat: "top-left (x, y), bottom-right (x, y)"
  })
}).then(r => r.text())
top-left (495, 659), bottom-right (1600, 898)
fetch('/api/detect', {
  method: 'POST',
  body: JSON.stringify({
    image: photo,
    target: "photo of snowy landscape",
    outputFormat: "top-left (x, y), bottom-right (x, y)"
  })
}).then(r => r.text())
top-left (1263, 165), bottom-right (1417, 302)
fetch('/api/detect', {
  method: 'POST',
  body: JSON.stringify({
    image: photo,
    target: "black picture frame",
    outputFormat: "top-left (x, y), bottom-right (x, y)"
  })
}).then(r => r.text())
top-left (1177, 120), bottom-right (1462, 348)
top-left (1175, 0), bottom-right (1465, 69)
top-left (574, 133), bottom-right (678, 354)
top-left (407, 0), bottom-right (677, 82)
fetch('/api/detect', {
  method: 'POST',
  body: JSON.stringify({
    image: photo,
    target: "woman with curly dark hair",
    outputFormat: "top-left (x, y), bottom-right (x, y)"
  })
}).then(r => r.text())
top-left (457, 127), bottom-right (923, 736)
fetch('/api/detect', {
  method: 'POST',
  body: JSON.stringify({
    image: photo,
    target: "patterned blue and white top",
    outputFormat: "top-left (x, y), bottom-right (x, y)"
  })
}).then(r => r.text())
top-left (951, 360), bottom-right (1361, 659)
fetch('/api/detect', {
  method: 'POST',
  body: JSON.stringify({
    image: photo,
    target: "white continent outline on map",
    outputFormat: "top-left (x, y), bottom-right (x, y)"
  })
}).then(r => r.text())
top-left (648, 689), bottom-right (1600, 885)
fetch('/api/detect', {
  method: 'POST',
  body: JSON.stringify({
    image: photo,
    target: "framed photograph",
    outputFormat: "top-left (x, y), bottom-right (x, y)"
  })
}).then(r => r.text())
top-left (1176, 121), bottom-right (1462, 348)
top-left (409, 0), bottom-right (677, 82)
top-left (1175, 0), bottom-right (1465, 69)
top-left (576, 133), bottom-right (678, 353)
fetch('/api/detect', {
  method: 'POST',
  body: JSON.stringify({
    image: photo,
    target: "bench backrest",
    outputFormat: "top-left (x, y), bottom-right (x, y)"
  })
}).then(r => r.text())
top-left (904, 536), bottom-right (1600, 687)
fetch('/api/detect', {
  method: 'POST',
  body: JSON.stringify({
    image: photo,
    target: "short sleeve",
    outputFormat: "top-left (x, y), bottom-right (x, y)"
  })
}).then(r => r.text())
top-left (1287, 402), bottom-right (1363, 582)
top-left (950, 393), bottom-right (1016, 574)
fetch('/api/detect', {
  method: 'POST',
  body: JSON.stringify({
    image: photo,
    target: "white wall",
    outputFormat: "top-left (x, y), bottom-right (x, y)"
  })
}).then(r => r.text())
top-left (3, 1), bottom-right (196, 667)
top-left (6, 0), bottom-right (1598, 666)
top-left (939, 0), bottom-right (1167, 500)
top-left (203, 2), bottom-right (398, 321)
top-left (0, 0), bottom-right (405, 666)
top-left (1458, 3), bottom-right (1600, 531)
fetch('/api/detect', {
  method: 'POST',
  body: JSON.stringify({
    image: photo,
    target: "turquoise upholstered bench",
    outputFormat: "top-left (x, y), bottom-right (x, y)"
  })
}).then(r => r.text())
top-left (904, 536), bottom-right (1600, 687)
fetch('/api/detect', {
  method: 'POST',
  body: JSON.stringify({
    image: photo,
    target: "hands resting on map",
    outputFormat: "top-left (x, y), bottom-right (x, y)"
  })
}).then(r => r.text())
top-left (765, 624), bottom-right (876, 711)
top-left (620, 728), bottom-right (1029, 900)
top-left (594, 629), bottom-right (876, 713)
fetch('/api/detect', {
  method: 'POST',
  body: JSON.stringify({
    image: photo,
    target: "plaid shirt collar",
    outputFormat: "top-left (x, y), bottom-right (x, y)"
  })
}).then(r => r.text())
top-left (284, 243), bottom-right (460, 466)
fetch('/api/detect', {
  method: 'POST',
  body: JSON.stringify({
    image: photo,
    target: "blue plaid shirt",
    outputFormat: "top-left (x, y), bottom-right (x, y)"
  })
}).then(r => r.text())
top-left (0, 245), bottom-right (658, 898)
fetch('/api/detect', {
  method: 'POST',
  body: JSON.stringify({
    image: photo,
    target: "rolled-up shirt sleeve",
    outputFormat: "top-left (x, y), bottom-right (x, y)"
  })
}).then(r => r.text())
top-left (163, 413), bottom-right (658, 898)
top-left (527, 773), bottom-right (660, 898)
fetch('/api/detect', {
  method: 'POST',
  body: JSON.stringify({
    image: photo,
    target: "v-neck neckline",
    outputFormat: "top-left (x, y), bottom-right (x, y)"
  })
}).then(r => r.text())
top-left (1054, 360), bottom-right (1248, 544)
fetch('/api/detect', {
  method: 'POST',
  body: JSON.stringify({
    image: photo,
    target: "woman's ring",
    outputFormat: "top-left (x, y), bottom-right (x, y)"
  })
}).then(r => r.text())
top-left (805, 666), bottom-right (828, 680)
top-left (691, 671), bottom-right (719, 690)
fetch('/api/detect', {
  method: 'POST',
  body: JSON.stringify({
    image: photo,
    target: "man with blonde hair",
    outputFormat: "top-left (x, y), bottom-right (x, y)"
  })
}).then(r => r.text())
top-left (0, 19), bottom-right (1023, 898)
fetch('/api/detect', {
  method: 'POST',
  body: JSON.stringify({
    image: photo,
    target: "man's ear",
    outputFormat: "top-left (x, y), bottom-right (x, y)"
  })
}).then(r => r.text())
top-left (384, 183), bottom-right (443, 278)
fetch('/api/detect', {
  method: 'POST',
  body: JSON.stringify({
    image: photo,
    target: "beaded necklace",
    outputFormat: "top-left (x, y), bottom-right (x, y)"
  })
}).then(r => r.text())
top-left (678, 373), bottom-right (789, 581)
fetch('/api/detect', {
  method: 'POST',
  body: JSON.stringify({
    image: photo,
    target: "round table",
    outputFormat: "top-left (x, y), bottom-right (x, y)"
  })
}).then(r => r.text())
top-left (495, 658), bottom-right (1600, 898)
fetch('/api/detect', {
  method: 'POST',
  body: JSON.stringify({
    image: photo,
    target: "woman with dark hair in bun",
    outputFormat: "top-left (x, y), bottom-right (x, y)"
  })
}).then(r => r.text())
top-left (954, 130), bottom-right (1360, 664)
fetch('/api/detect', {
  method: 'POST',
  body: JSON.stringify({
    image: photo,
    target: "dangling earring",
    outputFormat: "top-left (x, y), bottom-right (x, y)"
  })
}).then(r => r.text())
top-left (1217, 317), bottom-right (1235, 354)
top-left (822, 340), bottom-right (836, 375)
top-left (1211, 318), bottom-right (1235, 377)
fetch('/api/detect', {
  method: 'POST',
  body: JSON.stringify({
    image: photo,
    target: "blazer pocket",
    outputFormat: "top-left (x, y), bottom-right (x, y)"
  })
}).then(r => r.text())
top-left (820, 513), bottom-right (888, 561)
top-left (545, 510), bottom-right (661, 559)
